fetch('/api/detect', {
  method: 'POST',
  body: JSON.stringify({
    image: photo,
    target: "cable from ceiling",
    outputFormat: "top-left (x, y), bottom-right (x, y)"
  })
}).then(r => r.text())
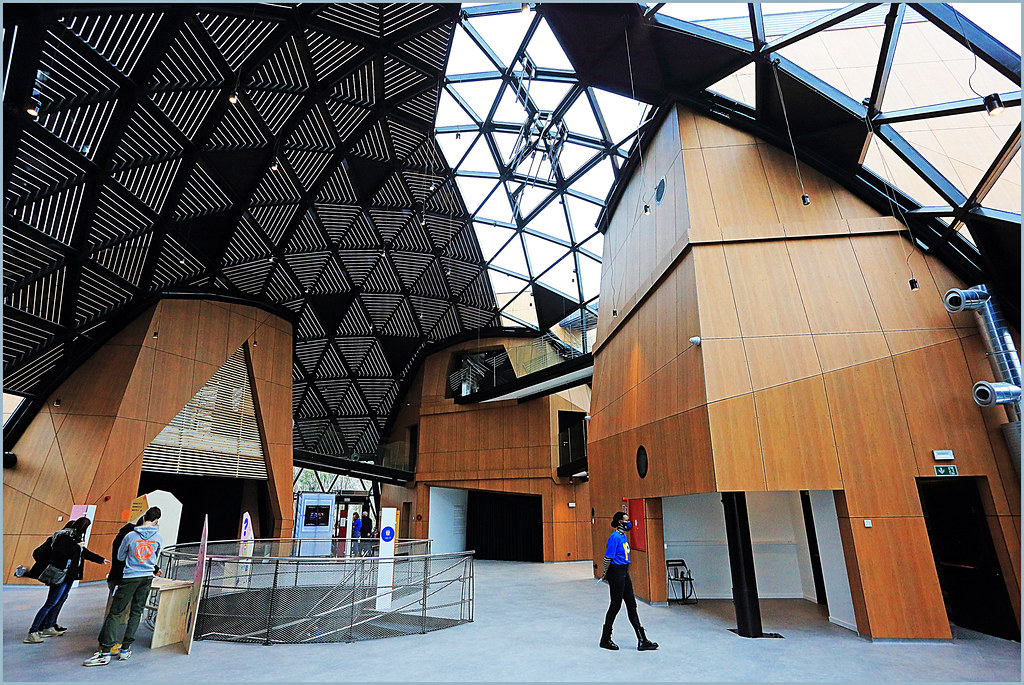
top-left (624, 21), bottom-right (654, 223)
top-left (770, 59), bottom-right (809, 206)
top-left (950, 8), bottom-right (1005, 117)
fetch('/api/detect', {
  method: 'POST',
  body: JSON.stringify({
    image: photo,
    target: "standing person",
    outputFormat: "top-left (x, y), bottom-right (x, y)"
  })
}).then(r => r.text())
top-left (599, 511), bottom-right (658, 651)
top-left (24, 517), bottom-right (109, 644)
top-left (359, 512), bottom-right (373, 556)
top-left (350, 512), bottom-right (361, 557)
top-left (83, 507), bottom-right (162, 667)
top-left (105, 517), bottom-right (143, 656)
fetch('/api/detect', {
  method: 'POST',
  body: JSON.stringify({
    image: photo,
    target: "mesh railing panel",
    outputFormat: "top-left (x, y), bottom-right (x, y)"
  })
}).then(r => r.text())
top-left (158, 538), bottom-right (471, 645)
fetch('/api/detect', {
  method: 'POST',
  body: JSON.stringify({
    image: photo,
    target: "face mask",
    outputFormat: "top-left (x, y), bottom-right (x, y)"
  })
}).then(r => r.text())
top-left (624, 521), bottom-right (633, 531)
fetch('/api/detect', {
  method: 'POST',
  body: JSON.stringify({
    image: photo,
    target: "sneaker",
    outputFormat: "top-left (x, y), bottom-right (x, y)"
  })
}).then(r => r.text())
top-left (54, 625), bottom-right (68, 632)
top-left (82, 652), bottom-right (111, 667)
top-left (40, 626), bottom-right (66, 637)
top-left (110, 642), bottom-right (121, 655)
top-left (14, 565), bottom-right (27, 577)
top-left (118, 649), bottom-right (132, 661)
top-left (23, 632), bottom-right (43, 644)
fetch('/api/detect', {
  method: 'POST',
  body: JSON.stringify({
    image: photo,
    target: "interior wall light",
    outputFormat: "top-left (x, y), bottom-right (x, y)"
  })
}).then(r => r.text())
top-left (270, 161), bottom-right (279, 171)
top-left (801, 194), bottom-right (810, 206)
top-left (229, 93), bottom-right (238, 104)
top-left (984, 93), bottom-right (1004, 117)
top-left (26, 105), bottom-right (39, 117)
top-left (53, 398), bottom-right (61, 407)
top-left (909, 278), bottom-right (919, 291)
top-left (643, 204), bottom-right (651, 216)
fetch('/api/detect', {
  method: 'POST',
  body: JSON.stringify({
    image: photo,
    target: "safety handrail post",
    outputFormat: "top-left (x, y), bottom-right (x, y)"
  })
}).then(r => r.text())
top-left (264, 559), bottom-right (280, 646)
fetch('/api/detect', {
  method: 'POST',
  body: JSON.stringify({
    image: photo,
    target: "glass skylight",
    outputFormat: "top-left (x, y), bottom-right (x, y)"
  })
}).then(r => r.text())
top-left (438, 5), bottom-right (652, 351)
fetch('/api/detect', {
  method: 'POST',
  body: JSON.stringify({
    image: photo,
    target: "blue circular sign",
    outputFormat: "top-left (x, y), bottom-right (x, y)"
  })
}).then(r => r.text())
top-left (381, 526), bottom-right (395, 542)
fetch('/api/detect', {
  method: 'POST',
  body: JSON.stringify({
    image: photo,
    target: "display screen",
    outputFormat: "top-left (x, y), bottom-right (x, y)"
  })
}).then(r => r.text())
top-left (304, 505), bottom-right (330, 526)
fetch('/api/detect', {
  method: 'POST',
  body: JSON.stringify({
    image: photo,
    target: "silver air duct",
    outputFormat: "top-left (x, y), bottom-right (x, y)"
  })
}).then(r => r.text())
top-left (944, 284), bottom-right (1021, 478)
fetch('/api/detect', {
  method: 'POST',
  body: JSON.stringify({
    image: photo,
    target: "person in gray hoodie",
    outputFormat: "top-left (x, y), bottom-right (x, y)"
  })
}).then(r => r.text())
top-left (83, 507), bottom-right (162, 667)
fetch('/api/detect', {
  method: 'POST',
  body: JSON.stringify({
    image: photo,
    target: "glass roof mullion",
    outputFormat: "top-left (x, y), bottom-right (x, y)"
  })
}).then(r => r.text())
top-left (875, 124), bottom-right (968, 207)
top-left (760, 4), bottom-right (881, 55)
top-left (459, 20), bottom-right (507, 72)
top-left (446, 71), bottom-right (503, 83)
top-left (942, 124), bottom-right (1022, 238)
top-left (866, 4), bottom-right (905, 116)
top-left (521, 225), bottom-right (572, 249)
top-left (911, 3), bottom-right (1021, 86)
top-left (443, 83), bottom-right (484, 125)
top-left (874, 93), bottom-right (1023, 126)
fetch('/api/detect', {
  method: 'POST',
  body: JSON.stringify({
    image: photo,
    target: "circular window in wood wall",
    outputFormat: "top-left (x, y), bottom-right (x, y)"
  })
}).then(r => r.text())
top-left (636, 445), bottom-right (648, 479)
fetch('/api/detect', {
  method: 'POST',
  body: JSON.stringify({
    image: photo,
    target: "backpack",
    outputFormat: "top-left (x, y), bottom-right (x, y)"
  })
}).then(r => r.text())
top-left (32, 529), bottom-right (72, 563)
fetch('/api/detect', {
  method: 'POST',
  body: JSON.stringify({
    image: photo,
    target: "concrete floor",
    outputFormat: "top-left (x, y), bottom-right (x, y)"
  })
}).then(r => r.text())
top-left (3, 560), bottom-right (1020, 682)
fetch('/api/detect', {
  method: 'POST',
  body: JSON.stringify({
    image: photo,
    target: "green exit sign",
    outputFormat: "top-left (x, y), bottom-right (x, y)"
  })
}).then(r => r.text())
top-left (934, 465), bottom-right (959, 476)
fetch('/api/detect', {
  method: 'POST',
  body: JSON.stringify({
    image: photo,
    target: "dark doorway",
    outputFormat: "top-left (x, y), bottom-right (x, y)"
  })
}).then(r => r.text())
top-left (917, 477), bottom-right (1019, 641)
top-left (466, 490), bottom-right (543, 562)
top-left (138, 472), bottom-right (249, 543)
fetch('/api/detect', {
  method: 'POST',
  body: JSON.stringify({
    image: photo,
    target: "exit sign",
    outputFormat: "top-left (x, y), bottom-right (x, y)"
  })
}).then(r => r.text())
top-left (934, 465), bottom-right (959, 476)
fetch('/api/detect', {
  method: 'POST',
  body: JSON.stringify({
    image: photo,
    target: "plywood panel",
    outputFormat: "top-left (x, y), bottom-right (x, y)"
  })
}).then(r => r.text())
top-left (89, 418), bottom-right (148, 502)
top-left (693, 110), bottom-right (758, 148)
top-left (20, 496), bottom-right (73, 537)
top-left (118, 344), bottom-right (155, 421)
top-left (892, 340), bottom-right (1007, 512)
top-left (884, 328), bottom-right (959, 356)
top-left (824, 358), bottom-right (921, 517)
top-left (91, 454), bottom-right (145, 524)
top-left (154, 298), bottom-right (200, 357)
top-left (702, 144), bottom-right (779, 235)
top-left (836, 513), bottom-right (871, 635)
top-left (673, 255), bottom-right (701, 355)
top-left (30, 440), bottom-right (74, 514)
top-left (195, 300), bottom-right (231, 366)
top-left (146, 351), bottom-right (196, 427)
top-left (724, 241), bottom-right (809, 337)
top-left (3, 486), bottom-right (32, 536)
top-left (787, 237), bottom-right (881, 334)
top-left (759, 143), bottom-right (843, 225)
top-left (850, 234), bottom-right (956, 332)
top-left (922, 254), bottom-right (973, 331)
top-left (848, 517), bottom-right (950, 638)
top-left (701, 338), bottom-right (751, 403)
top-left (681, 150), bottom-right (721, 243)
top-left (708, 395), bottom-right (765, 492)
top-left (678, 106), bottom-right (701, 149)
top-left (52, 414), bottom-right (115, 504)
top-left (743, 335), bottom-right (821, 391)
top-left (5, 409), bottom-right (58, 496)
top-left (813, 331), bottom-right (890, 373)
top-left (755, 376), bottom-right (844, 492)
top-left (47, 344), bottom-right (140, 418)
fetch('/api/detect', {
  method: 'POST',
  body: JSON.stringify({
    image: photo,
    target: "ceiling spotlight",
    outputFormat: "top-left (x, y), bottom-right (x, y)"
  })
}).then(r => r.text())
top-left (801, 194), bottom-right (810, 206)
top-left (229, 93), bottom-right (238, 104)
top-left (643, 204), bottom-right (650, 216)
top-left (909, 278), bottom-right (919, 291)
top-left (455, 132), bottom-right (461, 140)
top-left (429, 182), bottom-right (437, 191)
top-left (152, 331), bottom-right (159, 339)
top-left (53, 398), bottom-right (61, 407)
top-left (521, 3), bottom-right (529, 11)
top-left (270, 161), bottom-right (279, 171)
top-left (26, 105), bottom-right (39, 117)
top-left (984, 93), bottom-right (1004, 117)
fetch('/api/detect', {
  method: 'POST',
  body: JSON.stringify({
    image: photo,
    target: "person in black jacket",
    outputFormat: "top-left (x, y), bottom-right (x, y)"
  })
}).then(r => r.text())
top-left (23, 517), bottom-right (108, 644)
top-left (105, 518), bottom-right (141, 613)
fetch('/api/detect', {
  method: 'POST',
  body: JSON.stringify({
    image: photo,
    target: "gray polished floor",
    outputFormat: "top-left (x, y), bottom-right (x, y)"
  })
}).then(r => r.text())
top-left (4, 560), bottom-right (1020, 682)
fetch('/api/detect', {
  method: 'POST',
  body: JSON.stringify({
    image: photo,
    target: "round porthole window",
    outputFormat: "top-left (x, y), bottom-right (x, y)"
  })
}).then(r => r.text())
top-left (636, 445), bottom-right (648, 479)
top-left (655, 177), bottom-right (667, 205)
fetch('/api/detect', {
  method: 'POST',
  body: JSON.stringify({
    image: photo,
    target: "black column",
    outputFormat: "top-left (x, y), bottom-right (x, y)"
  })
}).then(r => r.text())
top-left (722, 491), bottom-right (763, 637)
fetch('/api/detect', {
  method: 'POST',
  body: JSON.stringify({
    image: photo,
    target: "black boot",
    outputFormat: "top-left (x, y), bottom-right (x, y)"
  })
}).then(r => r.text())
top-left (636, 626), bottom-right (658, 651)
top-left (600, 624), bottom-right (619, 650)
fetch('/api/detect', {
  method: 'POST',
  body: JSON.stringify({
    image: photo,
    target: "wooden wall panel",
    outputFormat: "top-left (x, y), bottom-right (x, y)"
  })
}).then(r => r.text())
top-left (701, 338), bottom-right (751, 403)
top-left (813, 331), bottom-right (890, 373)
top-left (743, 335), bottom-right (820, 391)
top-left (846, 517), bottom-right (950, 639)
top-left (4, 299), bottom-right (294, 583)
top-left (883, 328), bottom-right (959, 356)
top-left (724, 241), bottom-right (809, 337)
top-left (836, 511), bottom-right (871, 636)
top-left (708, 395), bottom-right (765, 492)
top-left (693, 245), bottom-right (741, 339)
top-left (755, 376), bottom-right (843, 492)
top-left (758, 143), bottom-right (843, 227)
top-left (702, 144), bottom-right (781, 240)
top-left (644, 498), bottom-right (667, 602)
top-left (681, 149), bottom-right (721, 243)
top-left (787, 237), bottom-right (881, 334)
top-left (824, 359), bottom-right (921, 517)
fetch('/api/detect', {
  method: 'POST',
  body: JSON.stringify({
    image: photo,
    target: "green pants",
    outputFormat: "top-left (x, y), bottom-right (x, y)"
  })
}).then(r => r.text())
top-left (98, 576), bottom-right (152, 651)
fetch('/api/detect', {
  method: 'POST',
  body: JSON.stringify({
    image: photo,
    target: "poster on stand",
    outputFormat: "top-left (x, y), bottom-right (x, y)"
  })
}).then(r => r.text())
top-left (234, 512), bottom-right (254, 589)
top-left (375, 508), bottom-right (397, 611)
top-left (182, 515), bottom-right (209, 655)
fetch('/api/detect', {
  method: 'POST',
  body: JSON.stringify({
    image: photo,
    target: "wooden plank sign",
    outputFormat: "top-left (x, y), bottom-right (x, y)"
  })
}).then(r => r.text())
top-left (182, 515), bottom-right (209, 654)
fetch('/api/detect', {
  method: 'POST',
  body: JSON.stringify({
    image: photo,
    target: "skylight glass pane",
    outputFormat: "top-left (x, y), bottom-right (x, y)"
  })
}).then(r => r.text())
top-left (707, 62), bottom-right (755, 107)
top-left (503, 288), bottom-right (539, 328)
top-left (455, 174), bottom-right (499, 214)
top-left (449, 80), bottom-right (502, 121)
top-left (449, 24), bottom-right (497, 73)
top-left (578, 251), bottom-right (602, 300)
top-left (493, 235), bottom-right (529, 275)
top-left (578, 231), bottom-right (604, 259)
top-left (489, 269), bottom-right (529, 303)
top-left (492, 132), bottom-right (520, 164)
top-left (558, 142), bottom-right (597, 177)
top-left (3, 392), bottom-right (25, 426)
top-left (563, 93), bottom-right (603, 139)
top-left (593, 88), bottom-right (646, 143)
top-left (530, 199), bottom-right (571, 243)
top-left (478, 182), bottom-right (516, 223)
top-left (523, 233), bottom-right (565, 275)
top-left (437, 88), bottom-right (476, 126)
top-left (982, 149), bottom-right (1021, 214)
top-left (863, 136), bottom-right (949, 208)
top-left (657, 3), bottom-right (751, 38)
top-left (458, 135), bottom-right (499, 174)
top-left (475, 220), bottom-right (516, 261)
top-left (565, 195), bottom-right (602, 237)
top-left (437, 131), bottom-right (475, 168)
top-left (537, 252), bottom-right (578, 298)
top-left (493, 85), bottom-right (528, 124)
top-left (526, 80), bottom-right (572, 112)
top-left (466, 10), bottom-right (533, 68)
top-left (525, 18), bottom-right (574, 71)
top-left (573, 157), bottom-right (616, 199)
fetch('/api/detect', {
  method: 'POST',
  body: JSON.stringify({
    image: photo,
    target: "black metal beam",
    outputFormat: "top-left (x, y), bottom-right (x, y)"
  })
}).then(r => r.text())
top-left (760, 4), bottom-right (880, 55)
top-left (874, 124), bottom-right (967, 207)
top-left (454, 351), bottom-right (592, 404)
top-left (293, 448), bottom-right (414, 485)
top-left (875, 92), bottom-right (1022, 126)
top-left (866, 4), bottom-right (905, 116)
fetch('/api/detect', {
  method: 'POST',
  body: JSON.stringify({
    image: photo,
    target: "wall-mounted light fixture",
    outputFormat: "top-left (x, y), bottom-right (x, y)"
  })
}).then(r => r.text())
top-left (229, 93), bottom-right (238, 104)
top-left (909, 278), bottom-right (919, 291)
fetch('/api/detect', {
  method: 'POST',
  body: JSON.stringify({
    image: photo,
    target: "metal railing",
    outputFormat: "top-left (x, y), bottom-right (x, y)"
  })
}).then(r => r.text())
top-left (157, 538), bottom-right (473, 645)
top-left (447, 331), bottom-right (584, 398)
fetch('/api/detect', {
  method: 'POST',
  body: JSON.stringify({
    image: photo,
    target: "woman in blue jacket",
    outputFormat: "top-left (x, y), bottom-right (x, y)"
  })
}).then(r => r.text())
top-left (600, 511), bottom-right (658, 651)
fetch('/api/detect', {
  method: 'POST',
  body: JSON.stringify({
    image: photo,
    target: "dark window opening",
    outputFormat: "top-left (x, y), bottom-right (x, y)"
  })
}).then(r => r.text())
top-left (558, 411), bottom-right (587, 468)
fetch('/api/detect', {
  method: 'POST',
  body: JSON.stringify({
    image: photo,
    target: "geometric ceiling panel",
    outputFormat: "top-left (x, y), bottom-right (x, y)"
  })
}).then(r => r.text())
top-left (4, 3), bottom-right (500, 468)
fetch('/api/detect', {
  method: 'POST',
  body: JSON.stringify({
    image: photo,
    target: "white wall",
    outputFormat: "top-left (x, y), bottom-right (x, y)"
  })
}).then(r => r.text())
top-left (662, 491), bottom-right (811, 600)
top-left (808, 490), bottom-right (857, 632)
top-left (428, 487), bottom-right (468, 554)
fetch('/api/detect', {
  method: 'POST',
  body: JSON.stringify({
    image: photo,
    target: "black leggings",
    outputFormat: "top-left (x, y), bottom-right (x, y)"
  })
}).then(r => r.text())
top-left (604, 564), bottom-right (641, 630)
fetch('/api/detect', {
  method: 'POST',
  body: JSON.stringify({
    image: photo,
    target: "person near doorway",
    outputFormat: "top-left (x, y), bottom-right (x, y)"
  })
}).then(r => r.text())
top-left (599, 511), bottom-right (658, 651)
top-left (359, 512), bottom-right (373, 555)
top-left (350, 512), bottom-right (361, 557)
top-left (23, 517), bottom-right (109, 644)
top-left (83, 507), bottom-right (162, 667)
